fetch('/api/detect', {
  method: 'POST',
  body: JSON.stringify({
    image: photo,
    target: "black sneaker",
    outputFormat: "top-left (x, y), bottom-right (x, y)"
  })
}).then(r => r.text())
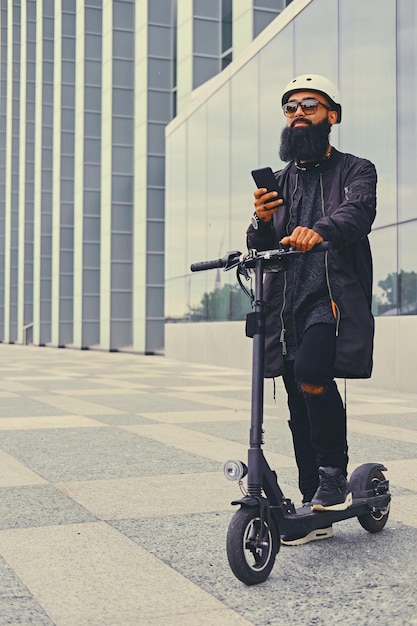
top-left (311, 466), bottom-right (352, 512)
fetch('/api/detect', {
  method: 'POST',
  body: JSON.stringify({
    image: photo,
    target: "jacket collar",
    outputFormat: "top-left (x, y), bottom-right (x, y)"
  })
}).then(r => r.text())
top-left (287, 146), bottom-right (342, 175)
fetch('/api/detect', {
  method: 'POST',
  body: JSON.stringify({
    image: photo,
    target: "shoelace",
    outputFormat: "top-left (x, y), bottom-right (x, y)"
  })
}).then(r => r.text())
top-left (318, 474), bottom-right (343, 494)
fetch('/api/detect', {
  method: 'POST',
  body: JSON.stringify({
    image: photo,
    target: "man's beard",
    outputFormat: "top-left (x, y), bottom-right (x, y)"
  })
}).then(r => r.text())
top-left (279, 118), bottom-right (331, 163)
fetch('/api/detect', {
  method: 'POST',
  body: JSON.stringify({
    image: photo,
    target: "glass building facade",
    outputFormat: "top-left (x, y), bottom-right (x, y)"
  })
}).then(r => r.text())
top-left (0, 0), bottom-right (289, 353)
top-left (166, 0), bottom-right (417, 321)
top-left (0, 0), bottom-right (173, 352)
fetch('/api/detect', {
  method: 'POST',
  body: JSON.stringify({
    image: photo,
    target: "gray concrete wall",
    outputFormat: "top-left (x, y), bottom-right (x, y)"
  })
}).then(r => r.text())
top-left (165, 316), bottom-right (417, 393)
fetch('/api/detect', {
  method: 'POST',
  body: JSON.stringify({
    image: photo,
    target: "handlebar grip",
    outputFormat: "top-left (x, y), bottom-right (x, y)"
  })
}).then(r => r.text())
top-left (311, 241), bottom-right (332, 252)
top-left (190, 258), bottom-right (225, 272)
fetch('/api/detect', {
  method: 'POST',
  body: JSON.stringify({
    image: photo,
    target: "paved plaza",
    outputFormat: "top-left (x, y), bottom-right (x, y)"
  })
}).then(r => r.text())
top-left (0, 343), bottom-right (417, 625)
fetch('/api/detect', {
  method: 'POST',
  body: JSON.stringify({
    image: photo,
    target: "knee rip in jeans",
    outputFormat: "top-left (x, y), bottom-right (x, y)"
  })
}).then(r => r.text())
top-left (300, 382), bottom-right (325, 395)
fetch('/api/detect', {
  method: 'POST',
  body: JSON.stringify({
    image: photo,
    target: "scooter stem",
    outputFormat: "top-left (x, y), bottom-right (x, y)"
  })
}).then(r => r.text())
top-left (249, 258), bottom-right (265, 449)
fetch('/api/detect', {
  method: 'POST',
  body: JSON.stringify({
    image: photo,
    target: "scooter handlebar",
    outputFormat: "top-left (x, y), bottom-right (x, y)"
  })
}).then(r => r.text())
top-left (190, 242), bottom-right (332, 273)
top-left (190, 250), bottom-right (242, 273)
top-left (190, 258), bottom-right (225, 272)
top-left (306, 241), bottom-right (332, 252)
top-left (266, 241), bottom-right (332, 255)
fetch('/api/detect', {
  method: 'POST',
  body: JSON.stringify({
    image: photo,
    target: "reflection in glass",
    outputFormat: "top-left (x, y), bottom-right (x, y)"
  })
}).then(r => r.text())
top-left (339, 0), bottom-right (396, 229)
top-left (398, 222), bottom-right (417, 315)
top-left (165, 124), bottom-right (187, 319)
top-left (206, 85), bottom-right (230, 260)
top-left (230, 61), bottom-right (260, 252)
top-left (293, 0), bottom-right (338, 88)
top-left (165, 0), bottom-right (417, 330)
top-left (187, 105), bottom-right (208, 310)
top-left (397, 0), bottom-right (417, 222)
top-left (258, 24), bottom-right (293, 167)
top-left (370, 227), bottom-right (397, 316)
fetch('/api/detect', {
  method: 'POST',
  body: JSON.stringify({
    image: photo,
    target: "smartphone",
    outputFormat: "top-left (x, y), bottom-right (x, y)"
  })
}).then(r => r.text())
top-left (251, 167), bottom-right (284, 205)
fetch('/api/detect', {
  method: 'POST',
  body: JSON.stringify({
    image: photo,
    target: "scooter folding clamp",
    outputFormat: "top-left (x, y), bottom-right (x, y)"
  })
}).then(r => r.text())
top-left (245, 311), bottom-right (265, 338)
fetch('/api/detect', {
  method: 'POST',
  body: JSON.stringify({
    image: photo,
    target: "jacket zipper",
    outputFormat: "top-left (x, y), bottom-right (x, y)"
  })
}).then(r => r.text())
top-left (279, 272), bottom-right (287, 355)
top-left (279, 174), bottom-right (299, 355)
top-left (285, 173), bottom-right (299, 236)
top-left (320, 174), bottom-right (341, 336)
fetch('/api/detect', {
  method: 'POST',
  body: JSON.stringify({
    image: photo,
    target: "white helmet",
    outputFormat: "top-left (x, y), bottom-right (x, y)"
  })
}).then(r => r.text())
top-left (281, 74), bottom-right (342, 123)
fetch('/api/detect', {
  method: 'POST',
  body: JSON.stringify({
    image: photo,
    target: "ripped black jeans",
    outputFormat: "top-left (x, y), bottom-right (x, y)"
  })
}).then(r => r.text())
top-left (282, 323), bottom-right (348, 503)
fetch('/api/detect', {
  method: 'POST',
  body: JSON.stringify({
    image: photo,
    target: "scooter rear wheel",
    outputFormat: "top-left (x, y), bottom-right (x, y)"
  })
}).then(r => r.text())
top-left (226, 506), bottom-right (279, 585)
top-left (357, 469), bottom-right (390, 533)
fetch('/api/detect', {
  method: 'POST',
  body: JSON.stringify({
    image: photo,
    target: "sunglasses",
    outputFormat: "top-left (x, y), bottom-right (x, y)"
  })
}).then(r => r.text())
top-left (282, 98), bottom-right (331, 117)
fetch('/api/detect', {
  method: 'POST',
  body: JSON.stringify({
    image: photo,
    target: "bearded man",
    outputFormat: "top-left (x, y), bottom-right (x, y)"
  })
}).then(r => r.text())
top-left (247, 75), bottom-right (377, 545)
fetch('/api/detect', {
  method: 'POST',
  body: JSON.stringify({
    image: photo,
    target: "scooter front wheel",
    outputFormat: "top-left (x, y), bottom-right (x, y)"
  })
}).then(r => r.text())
top-left (226, 506), bottom-right (279, 585)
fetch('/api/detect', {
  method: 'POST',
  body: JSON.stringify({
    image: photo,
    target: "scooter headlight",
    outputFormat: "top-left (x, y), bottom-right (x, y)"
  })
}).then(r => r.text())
top-left (223, 459), bottom-right (248, 481)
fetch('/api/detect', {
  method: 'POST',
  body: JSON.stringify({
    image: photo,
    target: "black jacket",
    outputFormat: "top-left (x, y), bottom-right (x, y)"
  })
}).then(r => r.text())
top-left (246, 148), bottom-right (377, 379)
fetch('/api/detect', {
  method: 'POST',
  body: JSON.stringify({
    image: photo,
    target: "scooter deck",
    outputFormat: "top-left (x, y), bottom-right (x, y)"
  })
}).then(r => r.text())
top-left (274, 493), bottom-right (391, 536)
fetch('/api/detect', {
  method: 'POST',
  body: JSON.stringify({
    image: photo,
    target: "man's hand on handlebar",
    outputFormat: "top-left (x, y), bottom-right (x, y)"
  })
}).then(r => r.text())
top-left (280, 226), bottom-right (324, 253)
top-left (253, 188), bottom-right (283, 223)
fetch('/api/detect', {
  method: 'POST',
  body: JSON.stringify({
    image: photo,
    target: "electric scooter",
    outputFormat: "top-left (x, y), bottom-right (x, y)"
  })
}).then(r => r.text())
top-left (190, 244), bottom-right (391, 586)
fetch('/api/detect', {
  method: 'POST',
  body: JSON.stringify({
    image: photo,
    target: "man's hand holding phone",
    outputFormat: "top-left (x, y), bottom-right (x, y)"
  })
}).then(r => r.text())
top-left (253, 187), bottom-right (283, 223)
top-left (251, 167), bottom-right (284, 225)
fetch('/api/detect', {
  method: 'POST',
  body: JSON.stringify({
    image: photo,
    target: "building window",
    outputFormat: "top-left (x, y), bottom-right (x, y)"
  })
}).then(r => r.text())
top-left (221, 0), bottom-right (232, 69)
